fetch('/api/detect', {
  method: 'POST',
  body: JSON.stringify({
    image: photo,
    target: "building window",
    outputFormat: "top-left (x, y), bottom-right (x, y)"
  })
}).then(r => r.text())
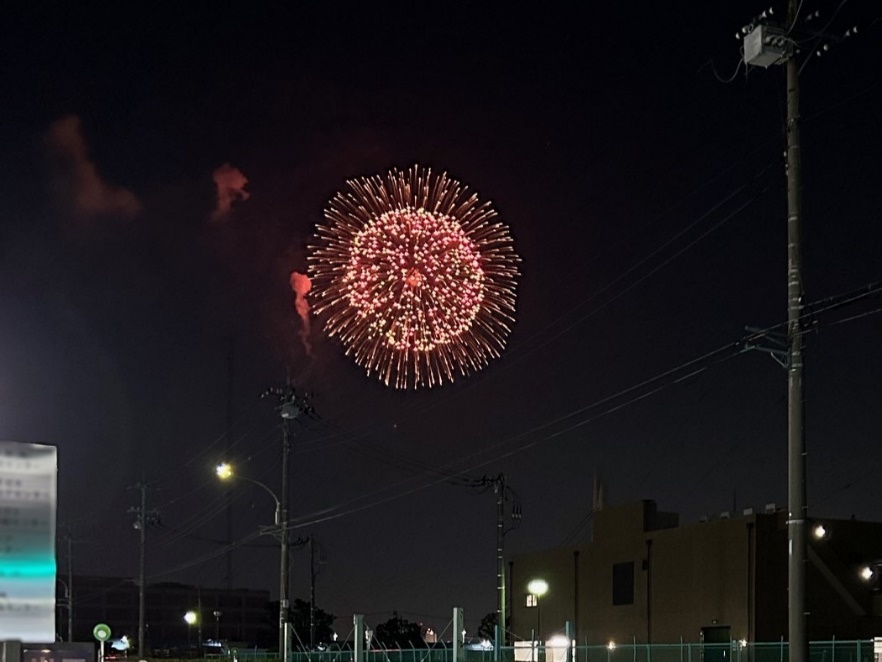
top-left (526, 594), bottom-right (538, 607)
top-left (612, 561), bottom-right (634, 605)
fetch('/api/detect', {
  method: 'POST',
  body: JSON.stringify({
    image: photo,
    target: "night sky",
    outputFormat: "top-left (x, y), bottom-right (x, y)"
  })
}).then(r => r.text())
top-left (2, 2), bottom-right (881, 638)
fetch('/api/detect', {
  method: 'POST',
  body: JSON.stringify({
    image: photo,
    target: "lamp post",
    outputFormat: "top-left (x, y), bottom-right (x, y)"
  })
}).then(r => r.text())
top-left (213, 610), bottom-right (223, 641)
top-left (216, 463), bottom-right (282, 523)
top-left (216, 463), bottom-right (285, 655)
top-left (184, 611), bottom-right (197, 649)
top-left (527, 579), bottom-right (548, 661)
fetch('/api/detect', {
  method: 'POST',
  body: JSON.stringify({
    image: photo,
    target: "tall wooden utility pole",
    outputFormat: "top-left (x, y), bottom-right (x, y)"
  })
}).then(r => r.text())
top-left (262, 380), bottom-right (313, 662)
top-left (784, 0), bottom-right (807, 656)
top-left (309, 535), bottom-right (316, 649)
top-left (128, 483), bottom-right (157, 659)
top-left (740, 2), bottom-right (805, 659)
top-left (495, 474), bottom-right (506, 655)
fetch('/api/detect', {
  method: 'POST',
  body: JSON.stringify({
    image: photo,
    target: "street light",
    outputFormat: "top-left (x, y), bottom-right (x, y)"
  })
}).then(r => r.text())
top-left (527, 579), bottom-right (548, 661)
top-left (216, 462), bottom-right (287, 657)
top-left (213, 610), bottom-right (223, 641)
top-left (216, 463), bottom-right (281, 524)
top-left (184, 611), bottom-right (197, 649)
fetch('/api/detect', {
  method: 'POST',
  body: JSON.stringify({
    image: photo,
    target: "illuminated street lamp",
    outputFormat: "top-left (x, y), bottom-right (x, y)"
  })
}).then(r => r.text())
top-left (216, 462), bottom-right (286, 658)
top-left (184, 611), bottom-right (197, 649)
top-left (213, 610), bottom-right (223, 641)
top-left (216, 463), bottom-right (281, 524)
top-left (527, 578), bottom-right (548, 661)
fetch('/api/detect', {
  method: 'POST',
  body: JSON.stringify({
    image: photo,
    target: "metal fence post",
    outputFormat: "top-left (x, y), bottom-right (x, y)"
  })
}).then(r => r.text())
top-left (565, 622), bottom-right (574, 662)
top-left (453, 608), bottom-right (464, 662)
top-left (354, 615), bottom-right (365, 662)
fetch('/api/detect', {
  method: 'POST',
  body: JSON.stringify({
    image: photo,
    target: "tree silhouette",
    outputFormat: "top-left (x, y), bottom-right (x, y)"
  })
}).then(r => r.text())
top-left (267, 599), bottom-right (335, 650)
top-left (478, 612), bottom-right (497, 641)
top-left (290, 598), bottom-right (335, 649)
top-left (374, 612), bottom-right (424, 648)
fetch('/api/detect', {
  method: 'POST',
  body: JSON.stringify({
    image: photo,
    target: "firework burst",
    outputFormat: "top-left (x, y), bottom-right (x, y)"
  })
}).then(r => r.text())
top-left (307, 165), bottom-right (520, 389)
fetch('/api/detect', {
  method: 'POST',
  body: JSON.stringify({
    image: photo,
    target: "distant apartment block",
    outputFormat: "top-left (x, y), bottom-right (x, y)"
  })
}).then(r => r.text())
top-left (56, 576), bottom-right (272, 650)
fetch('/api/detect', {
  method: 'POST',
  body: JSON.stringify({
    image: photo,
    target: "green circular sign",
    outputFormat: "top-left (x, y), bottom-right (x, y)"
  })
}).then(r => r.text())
top-left (93, 623), bottom-right (112, 642)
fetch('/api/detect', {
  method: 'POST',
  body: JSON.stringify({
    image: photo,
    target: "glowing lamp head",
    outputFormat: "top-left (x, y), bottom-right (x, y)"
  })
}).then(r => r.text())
top-left (812, 523), bottom-right (827, 540)
top-left (527, 578), bottom-right (549, 597)
top-left (216, 463), bottom-right (233, 480)
top-left (860, 565), bottom-right (875, 582)
top-left (184, 611), bottom-right (197, 625)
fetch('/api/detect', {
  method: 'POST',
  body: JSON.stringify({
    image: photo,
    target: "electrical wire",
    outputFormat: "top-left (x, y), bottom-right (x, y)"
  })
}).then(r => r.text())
top-left (787, 0), bottom-right (807, 35)
top-left (700, 57), bottom-right (745, 84)
top-left (143, 283), bottom-right (880, 579)
top-left (279, 283), bottom-right (882, 526)
top-left (798, 0), bottom-right (851, 76)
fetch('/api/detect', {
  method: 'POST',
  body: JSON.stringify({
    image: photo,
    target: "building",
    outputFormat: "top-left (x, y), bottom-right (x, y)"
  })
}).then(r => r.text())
top-left (56, 576), bottom-right (272, 651)
top-left (511, 500), bottom-right (882, 645)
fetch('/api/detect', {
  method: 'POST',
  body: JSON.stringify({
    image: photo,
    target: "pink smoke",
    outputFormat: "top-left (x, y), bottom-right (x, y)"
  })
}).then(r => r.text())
top-left (210, 163), bottom-right (250, 222)
top-left (289, 271), bottom-right (312, 356)
top-left (45, 115), bottom-right (142, 219)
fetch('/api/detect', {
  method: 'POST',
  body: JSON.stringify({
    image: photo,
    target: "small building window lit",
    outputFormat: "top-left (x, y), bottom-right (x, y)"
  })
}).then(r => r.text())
top-left (526, 594), bottom-right (538, 607)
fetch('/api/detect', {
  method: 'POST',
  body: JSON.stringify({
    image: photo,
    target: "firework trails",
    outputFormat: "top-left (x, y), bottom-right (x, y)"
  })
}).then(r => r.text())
top-left (308, 165), bottom-right (520, 389)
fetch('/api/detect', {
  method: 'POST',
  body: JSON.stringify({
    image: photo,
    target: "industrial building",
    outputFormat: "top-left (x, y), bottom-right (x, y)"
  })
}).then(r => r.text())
top-left (511, 500), bottom-right (882, 644)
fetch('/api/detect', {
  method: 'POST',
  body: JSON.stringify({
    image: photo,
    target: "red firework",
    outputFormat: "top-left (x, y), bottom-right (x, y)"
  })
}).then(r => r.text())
top-left (307, 165), bottom-right (520, 389)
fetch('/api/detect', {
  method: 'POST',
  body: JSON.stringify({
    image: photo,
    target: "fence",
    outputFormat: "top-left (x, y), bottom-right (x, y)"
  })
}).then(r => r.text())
top-left (571, 640), bottom-right (873, 662)
top-left (236, 640), bottom-right (872, 662)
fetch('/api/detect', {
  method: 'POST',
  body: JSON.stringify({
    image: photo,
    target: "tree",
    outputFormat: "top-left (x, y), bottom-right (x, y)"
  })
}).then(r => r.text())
top-left (478, 612), bottom-right (497, 641)
top-left (266, 599), bottom-right (336, 650)
top-left (478, 612), bottom-right (509, 642)
top-left (290, 598), bottom-right (336, 649)
top-left (374, 612), bottom-right (425, 648)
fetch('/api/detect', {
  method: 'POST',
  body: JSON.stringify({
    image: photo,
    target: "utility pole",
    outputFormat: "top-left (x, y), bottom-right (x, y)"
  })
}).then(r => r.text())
top-left (66, 529), bottom-right (73, 642)
top-left (495, 474), bottom-right (506, 653)
top-left (225, 341), bottom-right (236, 597)
top-left (280, 412), bottom-right (291, 661)
top-left (129, 483), bottom-right (158, 659)
top-left (481, 474), bottom-right (520, 656)
top-left (197, 586), bottom-right (203, 655)
top-left (784, 3), bottom-right (807, 655)
top-left (56, 525), bottom-right (74, 642)
top-left (309, 535), bottom-right (316, 649)
top-left (261, 381), bottom-right (314, 662)
top-left (740, 2), bottom-right (805, 659)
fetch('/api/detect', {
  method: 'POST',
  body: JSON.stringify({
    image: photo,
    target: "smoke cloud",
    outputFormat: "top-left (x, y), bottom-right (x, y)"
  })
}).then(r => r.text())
top-left (45, 115), bottom-right (143, 218)
top-left (210, 163), bottom-right (250, 222)
top-left (289, 271), bottom-right (312, 356)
